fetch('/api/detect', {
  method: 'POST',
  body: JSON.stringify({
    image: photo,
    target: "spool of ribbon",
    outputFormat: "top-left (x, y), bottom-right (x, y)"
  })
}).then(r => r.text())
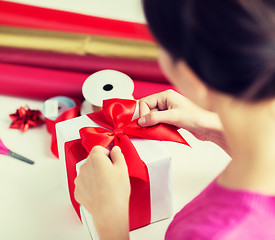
top-left (80, 70), bottom-right (134, 115)
top-left (43, 96), bottom-right (81, 158)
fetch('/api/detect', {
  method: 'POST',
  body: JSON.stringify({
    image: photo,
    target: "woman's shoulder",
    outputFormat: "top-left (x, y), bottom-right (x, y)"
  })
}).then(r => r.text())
top-left (165, 179), bottom-right (275, 240)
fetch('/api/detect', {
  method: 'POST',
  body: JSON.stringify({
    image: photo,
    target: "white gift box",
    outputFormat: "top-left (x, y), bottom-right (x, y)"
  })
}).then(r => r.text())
top-left (56, 107), bottom-right (173, 239)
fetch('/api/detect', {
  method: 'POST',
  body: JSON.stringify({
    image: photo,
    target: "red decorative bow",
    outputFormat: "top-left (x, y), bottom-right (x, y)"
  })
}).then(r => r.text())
top-left (78, 98), bottom-right (189, 230)
top-left (81, 98), bottom-right (189, 179)
top-left (9, 106), bottom-right (44, 132)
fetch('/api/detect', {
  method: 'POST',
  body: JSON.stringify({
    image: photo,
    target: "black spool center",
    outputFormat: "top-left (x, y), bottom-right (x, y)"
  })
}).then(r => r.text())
top-left (103, 84), bottom-right (114, 91)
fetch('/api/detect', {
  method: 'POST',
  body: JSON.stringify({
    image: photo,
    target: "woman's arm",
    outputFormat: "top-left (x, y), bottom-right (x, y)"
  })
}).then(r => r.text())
top-left (74, 146), bottom-right (130, 240)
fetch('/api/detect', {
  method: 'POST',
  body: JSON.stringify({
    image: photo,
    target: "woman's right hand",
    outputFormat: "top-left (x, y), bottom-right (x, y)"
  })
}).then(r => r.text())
top-left (138, 89), bottom-right (224, 144)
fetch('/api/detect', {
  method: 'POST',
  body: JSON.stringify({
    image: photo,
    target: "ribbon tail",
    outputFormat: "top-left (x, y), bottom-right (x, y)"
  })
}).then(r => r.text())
top-left (125, 119), bottom-right (190, 146)
top-left (117, 135), bottom-right (149, 181)
top-left (47, 101), bottom-right (80, 158)
top-left (116, 135), bottom-right (151, 230)
top-left (65, 139), bottom-right (89, 219)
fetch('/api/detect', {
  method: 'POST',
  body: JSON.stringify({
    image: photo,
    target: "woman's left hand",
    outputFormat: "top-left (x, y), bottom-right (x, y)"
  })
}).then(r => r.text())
top-left (74, 145), bottom-right (130, 240)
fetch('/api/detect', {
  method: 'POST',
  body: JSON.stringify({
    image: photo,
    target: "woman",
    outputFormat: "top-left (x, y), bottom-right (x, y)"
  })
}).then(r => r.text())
top-left (75, 0), bottom-right (275, 239)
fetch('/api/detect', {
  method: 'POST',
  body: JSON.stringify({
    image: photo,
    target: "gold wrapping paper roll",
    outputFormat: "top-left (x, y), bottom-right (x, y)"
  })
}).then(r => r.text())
top-left (0, 26), bottom-right (158, 60)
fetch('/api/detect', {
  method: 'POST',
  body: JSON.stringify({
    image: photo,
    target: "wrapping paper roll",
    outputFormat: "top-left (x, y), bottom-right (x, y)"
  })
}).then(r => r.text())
top-left (0, 26), bottom-right (158, 60)
top-left (0, 47), bottom-right (167, 84)
top-left (0, 0), bottom-right (154, 42)
top-left (0, 63), bottom-right (87, 100)
top-left (0, 63), bottom-right (175, 100)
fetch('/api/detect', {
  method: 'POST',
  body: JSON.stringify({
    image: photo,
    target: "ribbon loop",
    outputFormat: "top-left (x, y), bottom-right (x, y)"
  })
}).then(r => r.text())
top-left (102, 99), bottom-right (137, 129)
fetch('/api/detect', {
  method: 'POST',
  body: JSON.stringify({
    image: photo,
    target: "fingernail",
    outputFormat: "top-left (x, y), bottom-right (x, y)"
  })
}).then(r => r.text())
top-left (138, 117), bottom-right (146, 126)
top-left (113, 146), bottom-right (121, 152)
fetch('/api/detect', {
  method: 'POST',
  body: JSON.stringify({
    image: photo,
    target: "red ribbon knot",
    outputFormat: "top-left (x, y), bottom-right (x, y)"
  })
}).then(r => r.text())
top-left (112, 127), bottom-right (124, 136)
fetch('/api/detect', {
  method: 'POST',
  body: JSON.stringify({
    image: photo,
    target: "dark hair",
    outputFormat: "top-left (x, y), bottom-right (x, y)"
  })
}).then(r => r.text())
top-left (143, 0), bottom-right (275, 101)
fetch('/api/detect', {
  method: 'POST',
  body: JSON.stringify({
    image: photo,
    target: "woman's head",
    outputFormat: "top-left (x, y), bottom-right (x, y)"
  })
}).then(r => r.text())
top-left (143, 0), bottom-right (275, 102)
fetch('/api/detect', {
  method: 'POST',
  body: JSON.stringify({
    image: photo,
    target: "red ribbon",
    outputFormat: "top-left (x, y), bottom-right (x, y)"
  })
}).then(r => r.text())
top-left (45, 99), bottom-right (81, 158)
top-left (65, 99), bottom-right (189, 230)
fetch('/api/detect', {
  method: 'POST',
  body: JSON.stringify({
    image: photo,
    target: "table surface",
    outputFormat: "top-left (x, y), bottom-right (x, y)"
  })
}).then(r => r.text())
top-left (0, 95), bottom-right (230, 240)
top-left (0, 1), bottom-right (230, 239)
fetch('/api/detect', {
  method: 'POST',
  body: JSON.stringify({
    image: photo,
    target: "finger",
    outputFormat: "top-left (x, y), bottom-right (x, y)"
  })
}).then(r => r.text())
top-left (110, 146), bottom-right (126, 166)
top-left (74, 173), bottom-right (87, 203)
top-left (139, 100), bottom-right (151, 117)
top-left (138, 109), bottom-right (180, 127)
top-left (139, 91), bottom-right (167, 115)
top-left (90, 145), bottom-right (109, 156)
top-left (74, 177), bottom-right (81, 202)
top-left (87, 145), bottom-right (111, 166)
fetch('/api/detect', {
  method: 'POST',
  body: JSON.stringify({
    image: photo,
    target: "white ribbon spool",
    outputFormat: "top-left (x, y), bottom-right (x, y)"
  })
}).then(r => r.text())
top-left (81, 69), bottom-right (134, 115)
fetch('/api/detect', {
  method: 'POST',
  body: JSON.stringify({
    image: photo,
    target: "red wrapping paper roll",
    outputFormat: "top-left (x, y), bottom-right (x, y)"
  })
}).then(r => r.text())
top-left (0, 47), bottom-right (168, 84)
top-left (0, 63), bottom-right (175, 100)
top-left (0, 0), bottom-right (154, 42)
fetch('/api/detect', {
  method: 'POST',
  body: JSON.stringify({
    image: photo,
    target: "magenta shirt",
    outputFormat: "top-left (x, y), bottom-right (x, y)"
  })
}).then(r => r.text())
top-left (165, 179), bottom-right (275, 239)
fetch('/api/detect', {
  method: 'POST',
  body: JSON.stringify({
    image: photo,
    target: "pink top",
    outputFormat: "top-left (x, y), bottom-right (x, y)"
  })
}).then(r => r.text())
top-left (165, 179), bottom-right (275, 239)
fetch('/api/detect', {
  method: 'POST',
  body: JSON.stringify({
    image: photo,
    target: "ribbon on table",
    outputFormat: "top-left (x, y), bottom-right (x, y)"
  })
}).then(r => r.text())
top-left (65, 98), bottom-right (189, 230)
top-left (45, 99), bottom-right (81, 158)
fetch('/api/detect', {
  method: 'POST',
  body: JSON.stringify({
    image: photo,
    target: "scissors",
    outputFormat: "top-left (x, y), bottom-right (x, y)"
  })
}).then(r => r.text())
top-left (0, 138), bottom-right (34, 165)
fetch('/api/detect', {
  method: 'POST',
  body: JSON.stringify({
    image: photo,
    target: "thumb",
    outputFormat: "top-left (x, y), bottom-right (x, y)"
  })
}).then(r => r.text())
top-left (110, 146), bottom-right (126, 166)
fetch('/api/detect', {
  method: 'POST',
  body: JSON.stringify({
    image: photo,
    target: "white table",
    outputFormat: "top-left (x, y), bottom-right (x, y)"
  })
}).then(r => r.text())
top-left (0, 1), bottom-right (230, 239)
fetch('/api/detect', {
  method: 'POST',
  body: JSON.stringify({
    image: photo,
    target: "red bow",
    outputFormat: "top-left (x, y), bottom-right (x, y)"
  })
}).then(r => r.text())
top-left (81, 99), bottom-right (188, 179)
top-left (9, 106), bottom-right (44, 132)
top-left (78, 98), bottom-right (189, 229)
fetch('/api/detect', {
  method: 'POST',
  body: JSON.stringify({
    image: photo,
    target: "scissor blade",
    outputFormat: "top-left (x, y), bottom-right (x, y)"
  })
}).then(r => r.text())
top-left (7, 151), bottom-right (35, 165)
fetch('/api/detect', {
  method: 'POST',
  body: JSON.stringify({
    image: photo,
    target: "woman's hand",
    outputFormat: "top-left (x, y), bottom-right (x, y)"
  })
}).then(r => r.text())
top-left (138, 90), bottom-right (217, 138)
top-left (138, 90), bottom-right (228, 152)
top-left (74, 145), bottom-right (130, 240)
